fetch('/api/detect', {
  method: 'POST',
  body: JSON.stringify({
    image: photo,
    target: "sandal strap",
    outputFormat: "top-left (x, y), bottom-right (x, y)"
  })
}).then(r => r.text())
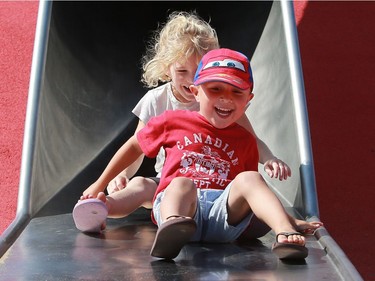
top-left (276, 231), bottom-right (303, 242)
top-left (165, 215), bottom-right (191, 220)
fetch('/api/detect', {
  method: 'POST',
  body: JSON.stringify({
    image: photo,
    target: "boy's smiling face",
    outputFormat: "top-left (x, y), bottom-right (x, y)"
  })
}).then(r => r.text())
top-left (190, 82), bottom-right (253, 129)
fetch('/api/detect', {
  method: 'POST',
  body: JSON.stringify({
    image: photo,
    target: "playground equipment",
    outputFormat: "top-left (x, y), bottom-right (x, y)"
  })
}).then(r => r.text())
top-left (0, 1), bottom-right (362, 280)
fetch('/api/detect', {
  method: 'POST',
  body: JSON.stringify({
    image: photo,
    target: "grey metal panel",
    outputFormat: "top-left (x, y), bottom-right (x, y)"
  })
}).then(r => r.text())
top-left (249, 0), bottom-right (304, 209)
top-left (248, 1), bottom-right (318, 217)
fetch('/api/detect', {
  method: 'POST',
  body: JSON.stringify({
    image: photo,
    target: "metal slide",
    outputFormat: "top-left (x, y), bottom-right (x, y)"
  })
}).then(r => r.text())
top-left (0, 1), bottom-right (363, 280)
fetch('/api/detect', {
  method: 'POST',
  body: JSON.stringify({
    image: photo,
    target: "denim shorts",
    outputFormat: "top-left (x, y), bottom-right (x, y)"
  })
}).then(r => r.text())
top-left (152, 182), bottom-right (254, 243)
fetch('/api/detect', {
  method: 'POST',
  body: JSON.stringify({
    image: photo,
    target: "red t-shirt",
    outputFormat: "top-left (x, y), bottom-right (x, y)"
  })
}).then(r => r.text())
top-left (137, 110), bottom-right (259, 201)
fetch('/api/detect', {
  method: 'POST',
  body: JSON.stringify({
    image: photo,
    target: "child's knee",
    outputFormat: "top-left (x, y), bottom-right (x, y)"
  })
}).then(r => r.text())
top-left (236, 171), bottom-right (263, 184)
top-left (232, 171), bottom-right (267, 195)
top-left (170, 177), bottom-right (195, 189)
top-left (131, 176), bottom-right (157, 192)
top-left (167, 177), bottom-right (196, 196)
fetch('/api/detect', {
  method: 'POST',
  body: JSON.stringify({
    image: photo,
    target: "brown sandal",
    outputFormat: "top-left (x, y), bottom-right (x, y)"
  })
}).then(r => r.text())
top-left (272, 232), bottom-right (308, 259)
top-left (150, 216), bottom-right (197, 259)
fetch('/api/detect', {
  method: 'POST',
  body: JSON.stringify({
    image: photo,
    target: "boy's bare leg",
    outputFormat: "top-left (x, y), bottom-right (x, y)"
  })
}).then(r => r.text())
top-left (239, 213), bottom-right (323, 240)
top-left (290, 216), bottom-right (323, 234)
top-left (151, 177), bottom-right (198, 259)
top-left (104, 176), bottom-right (156, 218)
top-left (227, 171), bottom-right (306, 245)
top-left (159, 177), bottom-right (197, 221)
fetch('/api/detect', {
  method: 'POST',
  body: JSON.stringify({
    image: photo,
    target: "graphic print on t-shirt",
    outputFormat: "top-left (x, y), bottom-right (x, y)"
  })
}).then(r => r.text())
top-left (179, 145), bottom-right (231, 189)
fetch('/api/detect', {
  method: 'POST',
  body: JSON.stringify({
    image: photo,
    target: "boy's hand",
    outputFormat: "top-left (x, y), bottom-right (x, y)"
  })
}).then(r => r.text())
top-left (263, 158), bottom-right (291, 181)
top-left (106, 175), bottom-right (129, 194)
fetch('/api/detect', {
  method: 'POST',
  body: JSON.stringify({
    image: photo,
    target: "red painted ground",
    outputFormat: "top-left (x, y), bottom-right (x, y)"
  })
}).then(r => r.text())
top-left (0, 1), bottom-right (373, 279)
top-left (0, 1), bottom-right (38, 231)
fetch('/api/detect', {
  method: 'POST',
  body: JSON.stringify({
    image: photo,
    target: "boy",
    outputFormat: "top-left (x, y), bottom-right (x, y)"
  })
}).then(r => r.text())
top-left (74, 48), bottom-right (321, 260)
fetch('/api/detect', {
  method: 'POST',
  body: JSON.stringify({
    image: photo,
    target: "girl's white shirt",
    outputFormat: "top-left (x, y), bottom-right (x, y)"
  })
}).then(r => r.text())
top-left (132, 82), bottom-right (199, 175)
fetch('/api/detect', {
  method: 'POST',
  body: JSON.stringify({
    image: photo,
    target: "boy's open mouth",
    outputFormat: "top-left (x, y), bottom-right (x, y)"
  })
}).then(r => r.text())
top-left (215, 106), bottom-right (233, 117)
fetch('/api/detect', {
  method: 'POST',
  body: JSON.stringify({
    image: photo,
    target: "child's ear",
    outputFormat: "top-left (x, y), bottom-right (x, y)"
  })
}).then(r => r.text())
top-left (165, 69), bottom-right (171, 80)
top-left (247, 92), bottom-right (254, 103)
top-left (189, 85), bottom-right (199, 101)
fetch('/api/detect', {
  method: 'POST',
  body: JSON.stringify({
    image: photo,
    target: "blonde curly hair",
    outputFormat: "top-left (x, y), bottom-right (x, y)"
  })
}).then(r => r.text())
top-left (141, 11), bottom-right (220, 88)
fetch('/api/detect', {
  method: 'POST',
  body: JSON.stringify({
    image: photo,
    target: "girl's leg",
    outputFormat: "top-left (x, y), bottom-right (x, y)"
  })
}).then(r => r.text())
top-left (73, 177), bottom-right (157, 232)
top-left (105, 176), bottom-right (157, 218)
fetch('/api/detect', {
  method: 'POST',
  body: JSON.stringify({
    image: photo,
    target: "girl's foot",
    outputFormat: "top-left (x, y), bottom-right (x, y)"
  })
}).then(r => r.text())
top-left (73, 194), bottom-right (108, 233)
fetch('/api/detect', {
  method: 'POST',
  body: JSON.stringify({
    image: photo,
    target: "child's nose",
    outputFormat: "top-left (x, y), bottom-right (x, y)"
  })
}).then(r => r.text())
top-left (219, 94), bottom-right (232, 103)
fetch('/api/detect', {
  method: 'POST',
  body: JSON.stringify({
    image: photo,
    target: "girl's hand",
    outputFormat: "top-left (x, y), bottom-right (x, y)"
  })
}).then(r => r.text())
top-left (106, 175), bottom-right (129, 194)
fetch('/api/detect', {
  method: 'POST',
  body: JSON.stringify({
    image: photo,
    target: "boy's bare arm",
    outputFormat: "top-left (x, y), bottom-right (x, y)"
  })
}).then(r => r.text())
top-left (83, 135), bottom-right (143, 197)
top-left (236, 113), bottom-right (275, 163)
top-left (236, 113), bottom-right (291, 180)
